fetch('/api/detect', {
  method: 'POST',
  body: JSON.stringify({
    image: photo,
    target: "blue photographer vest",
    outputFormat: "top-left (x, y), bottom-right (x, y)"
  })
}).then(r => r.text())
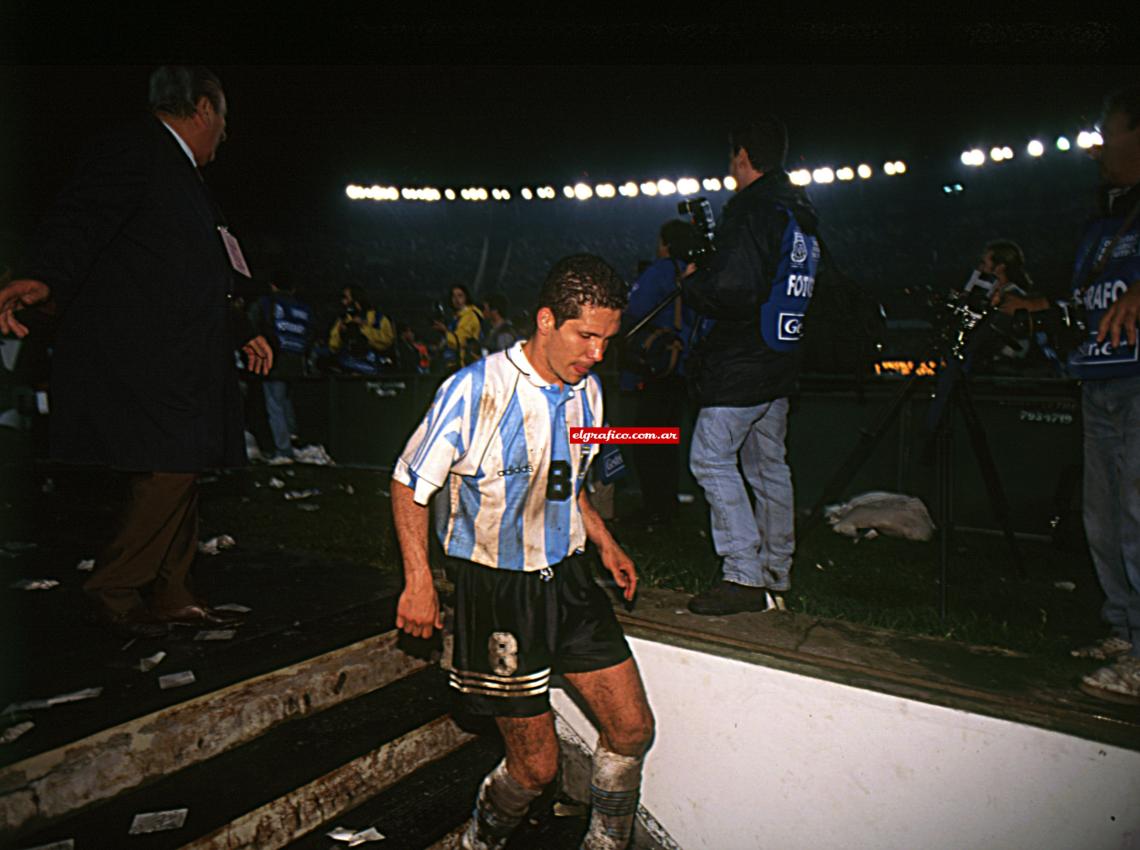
top-left (263, 295), bottom-right (313, 355)
top-left (1067, 209), bottom-right (1140, 380)
top-left (760, 207), bottom-right (821, 352)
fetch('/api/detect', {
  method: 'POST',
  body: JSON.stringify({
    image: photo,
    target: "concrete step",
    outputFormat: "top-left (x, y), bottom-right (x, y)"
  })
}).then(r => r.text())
top-left (1, 628), bottom-right (431, 838)
top-left (285, 732), bottom-right (596, 850)
top-left (8, 665), bottom-right (473, 850)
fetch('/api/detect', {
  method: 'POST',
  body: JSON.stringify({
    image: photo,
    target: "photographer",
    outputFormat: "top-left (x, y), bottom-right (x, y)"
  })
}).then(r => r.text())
top-left (995, 85), bottom-right (1140, 704)
top-left (620, 219), bottom-right (700, 525)
top-left (432, 284), bottom-right (483, 372)
top-left (681, 114), bottom-right (822, 616)
top-left (328, 285), bottom-right (395, 373)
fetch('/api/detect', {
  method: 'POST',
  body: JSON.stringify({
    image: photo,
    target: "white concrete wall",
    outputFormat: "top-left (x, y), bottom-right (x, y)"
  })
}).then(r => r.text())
top-left (552, 636), bottom-right (1140, 850)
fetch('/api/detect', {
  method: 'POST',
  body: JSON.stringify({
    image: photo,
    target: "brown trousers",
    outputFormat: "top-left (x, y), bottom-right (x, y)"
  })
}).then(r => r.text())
top-left (84, 471), bottom-right (199, 615)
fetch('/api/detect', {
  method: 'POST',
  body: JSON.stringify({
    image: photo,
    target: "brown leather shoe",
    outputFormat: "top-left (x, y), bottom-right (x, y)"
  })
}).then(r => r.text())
top-left (95, 606), bottom-right (170, 639)
top-left (152, 604), bottom-right (243, 627)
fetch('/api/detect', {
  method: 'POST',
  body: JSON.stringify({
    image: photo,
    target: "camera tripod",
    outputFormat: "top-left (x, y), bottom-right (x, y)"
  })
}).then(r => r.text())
top-left (802, 338), bottom-right (1026, 622)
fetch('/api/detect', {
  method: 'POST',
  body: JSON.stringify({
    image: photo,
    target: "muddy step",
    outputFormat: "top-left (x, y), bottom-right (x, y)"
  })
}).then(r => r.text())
top-left (286, 732), bottom-right (592, 850)
top-left (6, 665), bottom-right (467, 850)
top-left (1, 626), bottom-right (433, 837)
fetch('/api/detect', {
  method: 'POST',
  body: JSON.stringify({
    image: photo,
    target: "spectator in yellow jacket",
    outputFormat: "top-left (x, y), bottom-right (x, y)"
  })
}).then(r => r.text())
top-left (433, 284), bottom-right (483, 371)
top-left (329, 286), bottom-right (394, 355)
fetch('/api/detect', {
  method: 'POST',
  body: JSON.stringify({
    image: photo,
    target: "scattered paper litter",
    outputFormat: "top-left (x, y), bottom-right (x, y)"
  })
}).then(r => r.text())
top-left (198, 535), bottom-right (236, 555)
top-left (285, 470), bottom-right (296, 477)
top-left (21, 840), bottom-right (74, 850)
top-left (138, 651), bottom-right (166, 673)
top-left (10, 579), bottom-right (60, 591)
top-left (1054, 581), bottom-right (1076, 592)
top-left (194, 629), bottom-right (236, 641)
top-left (340, 484), bottom-right (355, 495)
top-left (3, 687), bottom-right (103, 714)
top-left (268, 477), bottom-right (286, 489)
top-left (76, 558), bottom-right (95, 572)
top-left (129, 809), bottom-right (188, 835)
top-left (284, 488), bottom-right (321, 501)
top-left (327, 826), bottom-right (386, 845)
top-left (158, 671), bottom-right (196, 690)
top-left (1, 721), bottom-right (34, 743)
top-left (297, 503), bottom-right (321, 512)
top-left (2, 541), bottom-right (37, 552)
top-left (295, 444), bottom-right (335, 466)
top-left (48, 687), bottom-right (103, 705)
top-left (824, 491), bottom-right (935, 542)
top-left (213, 603), bottom-right (251, 613)
top-left (676, 493), bottom-right (695, 504)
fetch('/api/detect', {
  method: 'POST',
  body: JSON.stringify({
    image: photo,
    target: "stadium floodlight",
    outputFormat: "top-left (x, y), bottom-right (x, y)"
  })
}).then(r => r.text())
top-left (619, 181), bottom-right (639, 197)
top-left (962, 149), bottom-right (985, 167)
top-left (596, 183), bottom-right (616, 199)
top-left (491, 188), bottom-right (501, 200)
top-left (836, 167), bottom-right (855, 181)
top-left (640, 181), bottom-right (658, 196)
top-left (789, 169), bottom-right (811, 186)
top-left (1077, 131), bottom-right (1097, 149)
top-left (857, 163), bottom-right (872, 179)
top-left (883, 162), bottom-right (897, 176)
top-left (345, 185), bottom-right (361, 200)
top-left (702, 177), bottom-right (721, 192)
top-left (445, 188), bottom-right (456, 201)
top-left (656, 178), bottom-right (677, 196)
top-left (1001, 147), bottom-right (1013, 160)
top-left (677, 177), bottom-right (700, 195)
top-left (521, 187), bottom-right (534, 200)
top-left (894, 160), bottom-right (907, 174)
top-left (563, 185), bottom-right (575, 199)
top-left (478, 188), bottom-right (489, 201)
top-left (1091, 130), bottom-right (1104, 146)
top-left (574, 182), bottom-right (593, 201)
top-left (1056, 135), bottom-right (1071, 151)
top-left (943, 185), bottom-right (952, 194)
top-left (812, 167), bottom-right (835, 184)
top-left (990, 146), bottom-right (1005, 162)
top-left (954, 183), bottom-right (963, 192)
top-left (724, 175), bottom-right (737, 191)
top-left (1027, 140), bottom-right (1045, 157)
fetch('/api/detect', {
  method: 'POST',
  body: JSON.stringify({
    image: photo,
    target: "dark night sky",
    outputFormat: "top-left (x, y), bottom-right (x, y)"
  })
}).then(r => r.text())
top-left (1, 10), bottom-right (1136, 251)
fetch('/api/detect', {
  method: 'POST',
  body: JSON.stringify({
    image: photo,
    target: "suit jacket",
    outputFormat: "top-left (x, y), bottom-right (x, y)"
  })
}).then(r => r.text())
top-left (24, 115), bottom-right (248, 472)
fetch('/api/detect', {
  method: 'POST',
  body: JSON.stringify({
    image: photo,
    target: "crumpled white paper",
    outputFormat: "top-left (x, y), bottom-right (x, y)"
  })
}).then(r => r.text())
top-left (327, 826), bottom-right (385, 845)
top-left (198, 535), bottom-right (236, 555)
top-left (824, 491), bottom-right (936, 542)
top-left (295, 444), bottom-right (335, 466)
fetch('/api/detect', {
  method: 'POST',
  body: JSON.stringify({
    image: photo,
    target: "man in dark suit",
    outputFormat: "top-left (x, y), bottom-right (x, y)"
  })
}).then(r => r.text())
top-left (0, 66), bottom-right (272, 638)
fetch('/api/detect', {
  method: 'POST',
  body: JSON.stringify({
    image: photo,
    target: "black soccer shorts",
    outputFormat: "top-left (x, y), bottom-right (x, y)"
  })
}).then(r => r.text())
top-left (444, 551), bottom-right (632, 717)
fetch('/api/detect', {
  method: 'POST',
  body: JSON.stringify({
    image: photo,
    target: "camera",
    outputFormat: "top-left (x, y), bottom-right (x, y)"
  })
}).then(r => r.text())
top-left (676, 197), bottom-right (716, 265)
top-left (1011, 299), bottom-right (1088, 358)
top-left (344, 303), bottom-right (359, 319)
top-left (940, 270), bottom-right (1005, 360)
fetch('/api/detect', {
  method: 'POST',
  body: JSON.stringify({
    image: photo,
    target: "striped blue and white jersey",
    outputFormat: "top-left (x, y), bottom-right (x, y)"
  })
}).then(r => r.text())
top-left (392, 341), bottom-right (603, 571)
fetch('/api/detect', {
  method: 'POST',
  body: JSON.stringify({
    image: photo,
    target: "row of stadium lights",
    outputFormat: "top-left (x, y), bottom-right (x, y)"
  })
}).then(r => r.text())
top-left (959, 131), bottom-right (1103, 167)
top-left (344, 129), bottom-right (1105, 204)
top-left (345, 161), bottom-right (898, 204)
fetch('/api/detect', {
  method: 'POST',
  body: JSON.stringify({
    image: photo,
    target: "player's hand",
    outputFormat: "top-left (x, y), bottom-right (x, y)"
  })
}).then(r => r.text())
top-left (242, 335), bottom-right (274, 376)
top-left (599, 543), bottom-right (638, 602)
top-left (1098, 282), bottom-right (1140, 348)
top-left (683, 262), bottom-right (697, 278)
top-left (396, 580), bottom-right (442, 639)
top-left (0, 279), bottom-right (51, 338)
